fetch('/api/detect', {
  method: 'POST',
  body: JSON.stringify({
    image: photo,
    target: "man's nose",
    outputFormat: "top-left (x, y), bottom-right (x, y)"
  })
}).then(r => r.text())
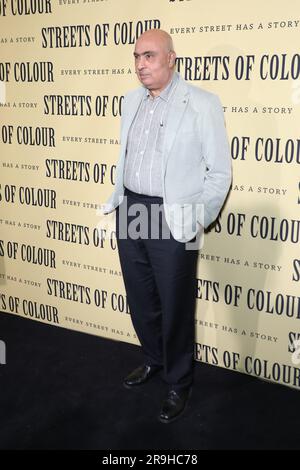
top-left (136, 57), bottom-right (146, 70)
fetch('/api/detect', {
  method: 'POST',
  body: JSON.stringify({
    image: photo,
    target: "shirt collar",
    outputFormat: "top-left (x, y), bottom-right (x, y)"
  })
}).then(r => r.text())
top-left (144, 72), bottom-right (178, 102)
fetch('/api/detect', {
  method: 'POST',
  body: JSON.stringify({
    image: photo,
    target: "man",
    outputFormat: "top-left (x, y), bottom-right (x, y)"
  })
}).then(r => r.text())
top-left (102, 29), bottom-right (232, 423)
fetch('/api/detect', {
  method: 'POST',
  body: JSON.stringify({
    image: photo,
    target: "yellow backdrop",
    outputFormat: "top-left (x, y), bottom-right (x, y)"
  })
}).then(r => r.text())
top-left (1, 0), bottom-right (300, 389)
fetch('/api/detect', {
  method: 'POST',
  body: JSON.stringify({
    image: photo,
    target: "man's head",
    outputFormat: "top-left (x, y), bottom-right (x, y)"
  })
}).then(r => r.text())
top-left (134, 29), bottom-right (176, 96)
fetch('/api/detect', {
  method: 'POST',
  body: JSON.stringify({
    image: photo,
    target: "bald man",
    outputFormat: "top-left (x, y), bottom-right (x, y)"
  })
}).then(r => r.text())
top-left (103, 29), bottom-right (232, 423)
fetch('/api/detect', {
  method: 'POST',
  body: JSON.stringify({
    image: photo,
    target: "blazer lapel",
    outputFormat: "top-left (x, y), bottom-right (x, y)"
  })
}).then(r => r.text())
top-left (162, 76), bottom-right (190, 168)
top-left (121, 88), bottom-right (144, 145)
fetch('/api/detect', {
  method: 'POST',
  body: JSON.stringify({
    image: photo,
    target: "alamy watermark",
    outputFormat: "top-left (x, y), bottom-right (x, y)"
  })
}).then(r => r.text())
top-left (291, 339), bottom-right (300, 366)
top-left (97, 196), bottom-right (205, 250)
top-left (0, 340), bottom-right (6, 365)
top-left (0, 81), bottom-right (6, 104)
top-left (291, 78), bottom-right (300, 105)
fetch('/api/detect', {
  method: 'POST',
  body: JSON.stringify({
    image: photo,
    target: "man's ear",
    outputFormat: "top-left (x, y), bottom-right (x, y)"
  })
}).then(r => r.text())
top-left (169, 51), bottom-right (176, 67)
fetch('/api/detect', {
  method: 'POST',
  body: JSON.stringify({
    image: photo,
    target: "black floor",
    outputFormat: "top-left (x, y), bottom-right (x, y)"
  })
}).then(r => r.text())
top-left (0, 311), bottom-right (299, 450)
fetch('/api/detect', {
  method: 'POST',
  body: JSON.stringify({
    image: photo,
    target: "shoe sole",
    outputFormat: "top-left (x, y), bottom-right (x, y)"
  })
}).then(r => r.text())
top-left (123, 382), bottom-right (143, 390)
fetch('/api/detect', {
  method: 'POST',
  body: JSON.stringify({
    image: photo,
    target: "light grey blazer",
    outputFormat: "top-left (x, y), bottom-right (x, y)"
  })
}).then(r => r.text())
top-left (102, 72), bottom-right (232, 243)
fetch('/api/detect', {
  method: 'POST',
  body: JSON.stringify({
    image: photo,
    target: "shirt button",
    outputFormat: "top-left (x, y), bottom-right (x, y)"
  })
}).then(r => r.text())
top-left (150, 110), bottom-right (154, 114)
top-left (136, 172), bottom-right (139, 176)
top-left (145, 130), bottom-right (149, 134)
top-left (140, 151), bottom-right (144, 155)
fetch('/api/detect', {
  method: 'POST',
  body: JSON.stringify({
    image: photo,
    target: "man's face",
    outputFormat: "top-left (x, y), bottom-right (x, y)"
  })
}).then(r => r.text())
top-left (134, 35), bottom-right (174, 94)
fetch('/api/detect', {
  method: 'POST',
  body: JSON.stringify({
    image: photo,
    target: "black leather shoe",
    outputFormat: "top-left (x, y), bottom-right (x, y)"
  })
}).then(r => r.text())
top-left (158, 388), bottom-right (191, 424)
top-left (123, 364), bottom-right (161, 389)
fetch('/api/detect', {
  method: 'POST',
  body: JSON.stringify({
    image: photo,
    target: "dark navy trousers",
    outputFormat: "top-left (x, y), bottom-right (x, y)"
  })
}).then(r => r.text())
top-left (116, 187), bottom-right (199, 392)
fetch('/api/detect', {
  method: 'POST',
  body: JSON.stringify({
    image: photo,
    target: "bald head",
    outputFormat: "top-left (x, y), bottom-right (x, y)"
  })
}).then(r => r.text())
top-left (134, 29), bottom-right (177, 97)
top-left (136, 29), bottom-right (175, 54)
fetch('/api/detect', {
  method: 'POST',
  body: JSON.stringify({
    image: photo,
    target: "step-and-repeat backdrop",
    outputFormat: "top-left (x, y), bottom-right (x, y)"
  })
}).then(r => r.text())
top-left (0, 0), bottom-right (299, 389)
